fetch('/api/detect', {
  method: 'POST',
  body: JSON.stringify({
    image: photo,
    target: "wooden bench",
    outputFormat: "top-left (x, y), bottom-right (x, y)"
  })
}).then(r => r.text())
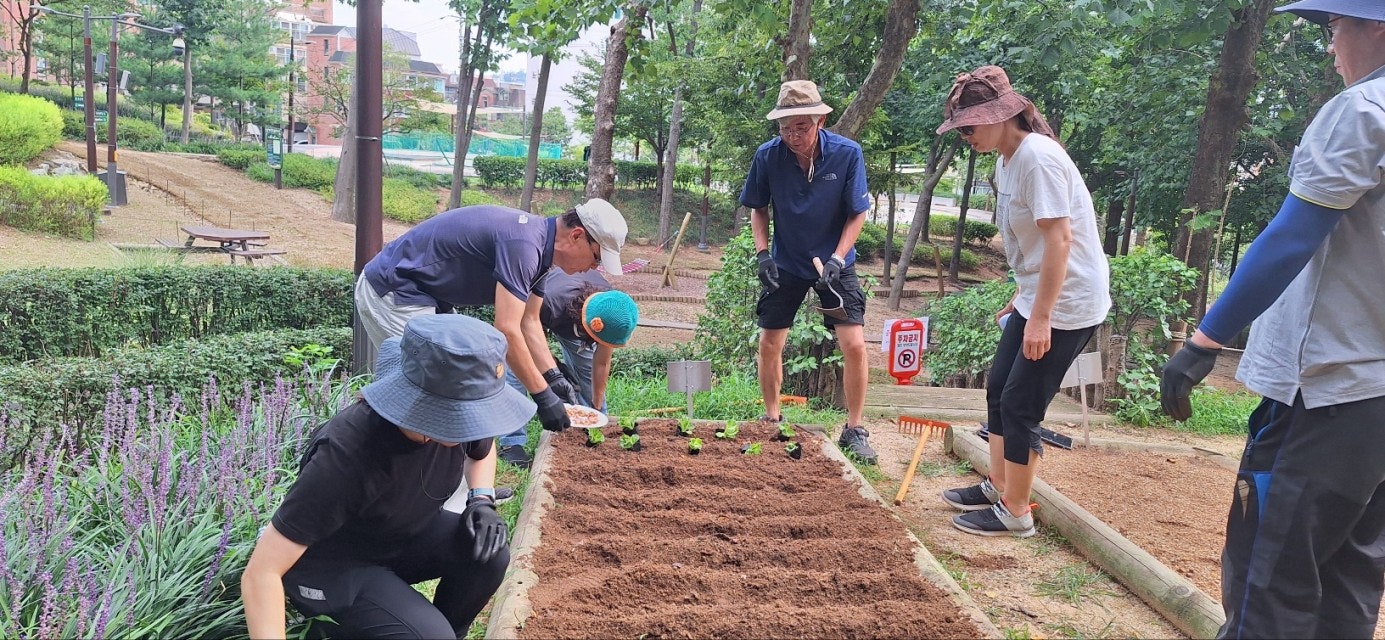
top-left (227, 248), bottom-right (288, 266)
top-left (155, 237), bottom-right (186, 249)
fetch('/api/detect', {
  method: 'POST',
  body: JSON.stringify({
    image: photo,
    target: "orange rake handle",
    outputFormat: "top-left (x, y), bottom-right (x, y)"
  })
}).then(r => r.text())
top-left (894, 417), bottom-right (950, 506)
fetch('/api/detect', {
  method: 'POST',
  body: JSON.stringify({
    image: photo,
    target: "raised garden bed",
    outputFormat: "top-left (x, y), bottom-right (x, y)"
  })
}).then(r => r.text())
top-left (488, 418), bottom-right (996, 639)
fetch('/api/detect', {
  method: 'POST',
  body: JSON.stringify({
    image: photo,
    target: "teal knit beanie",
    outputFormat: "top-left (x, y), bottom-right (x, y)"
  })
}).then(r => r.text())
top-left (582, 290), bottom-right (638, 347)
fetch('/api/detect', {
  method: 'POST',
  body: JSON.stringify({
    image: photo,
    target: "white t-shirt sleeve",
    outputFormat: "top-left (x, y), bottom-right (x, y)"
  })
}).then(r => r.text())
top-left (1022, 161), bottom-right (1076, 221)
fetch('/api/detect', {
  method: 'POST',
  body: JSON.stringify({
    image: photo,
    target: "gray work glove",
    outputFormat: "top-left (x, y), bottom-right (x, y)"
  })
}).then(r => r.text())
top-left (533, 387), bottom-right (570, 432)
top-left (543, 367), bottom-right (580, 406)
top-left (1159, 342), bottom-right (1220, 421)
top-left (756, 250), bottom-right (779, 292)
top-left (461, 496), bottom-right (509, 564)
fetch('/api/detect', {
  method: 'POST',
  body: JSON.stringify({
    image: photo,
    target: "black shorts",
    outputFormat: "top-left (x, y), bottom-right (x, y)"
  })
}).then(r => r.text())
top-left (756, 264), bottom-right (866, 329)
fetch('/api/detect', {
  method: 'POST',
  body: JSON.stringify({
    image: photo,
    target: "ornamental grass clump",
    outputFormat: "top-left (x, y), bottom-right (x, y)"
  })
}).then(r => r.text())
top-left (0, 373), bottom-right (347, 637)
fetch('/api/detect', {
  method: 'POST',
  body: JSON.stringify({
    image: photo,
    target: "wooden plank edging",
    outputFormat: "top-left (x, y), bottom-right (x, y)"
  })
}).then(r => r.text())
top-left (946, 428), bottom-right (1225, 638)
top-left (485, 430), bottom-right (556, 640)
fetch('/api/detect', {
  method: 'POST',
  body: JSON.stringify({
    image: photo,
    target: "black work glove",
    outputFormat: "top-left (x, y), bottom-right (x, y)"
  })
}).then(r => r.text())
top-left (756, 250), bottom-right (779, 292)
top-left (533, 387), bottom-right (570, 432)
top-left (817, 255), bottom-right (844, 289)
top-left (1159, 342), bottom-right (1220, 421)
top-left (461, 497), bottom-right (509, 564)
top-left (543, 367), bottom-right (580, 406)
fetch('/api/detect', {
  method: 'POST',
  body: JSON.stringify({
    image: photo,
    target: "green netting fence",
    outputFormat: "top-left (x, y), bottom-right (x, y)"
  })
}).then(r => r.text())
top-left (383, 131), bottom-right (561, 160)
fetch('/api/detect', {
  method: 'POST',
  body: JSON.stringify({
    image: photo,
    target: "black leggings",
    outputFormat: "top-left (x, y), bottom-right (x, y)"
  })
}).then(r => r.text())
top-left (284, 509), bottom-right (509, 639)
top-left (985, 312), bottom-right (1096, 464)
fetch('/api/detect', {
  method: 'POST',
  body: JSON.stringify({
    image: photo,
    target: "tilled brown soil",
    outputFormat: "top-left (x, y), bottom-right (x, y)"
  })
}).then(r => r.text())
top-left (520, 419), bottom-right (985, 639)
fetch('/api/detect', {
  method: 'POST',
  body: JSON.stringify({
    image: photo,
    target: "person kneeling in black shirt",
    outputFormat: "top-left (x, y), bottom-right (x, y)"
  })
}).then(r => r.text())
top-left (241, 314), bottom-right (536, 639)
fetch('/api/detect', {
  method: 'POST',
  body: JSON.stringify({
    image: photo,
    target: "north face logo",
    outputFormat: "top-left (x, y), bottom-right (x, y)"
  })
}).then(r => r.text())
top-left (820, 173), bottom-right (838, 181)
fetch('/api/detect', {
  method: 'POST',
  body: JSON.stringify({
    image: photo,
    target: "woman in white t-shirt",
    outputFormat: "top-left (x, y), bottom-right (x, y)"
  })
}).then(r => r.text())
top-left (935, 65), bottom-right (1111, 538)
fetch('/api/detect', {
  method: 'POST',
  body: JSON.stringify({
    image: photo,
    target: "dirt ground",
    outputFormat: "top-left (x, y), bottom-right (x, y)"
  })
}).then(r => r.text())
top-left (520, 419), bottom-right (984, 639)
top-left (7, 144), bottom-right (1269, 638)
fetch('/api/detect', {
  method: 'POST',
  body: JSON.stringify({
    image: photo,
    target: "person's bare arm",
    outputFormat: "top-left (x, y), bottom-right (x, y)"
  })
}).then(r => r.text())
top-left (521, 293), bottom-right (559, 376)
top-left (751, 207), bottom-right (772, 253)
top-left (833, 212), bottom-right (867, 259)
top-left (1024, 216), bottom-right (1072, 360)
top-left (242, 523), bottom-right (308, 640)
top-left (591, 344), bottom-right (614, 409)
top-left (464, 442), bottom-right (498, 490)
top-left (494, 284), bottom-right (547, 392)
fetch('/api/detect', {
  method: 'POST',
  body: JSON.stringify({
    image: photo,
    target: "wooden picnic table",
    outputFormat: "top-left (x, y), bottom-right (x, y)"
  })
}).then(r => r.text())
top-left (176, 225), bottom-right (286, 265)
top-left (180, 225), bottom-right (270, 251)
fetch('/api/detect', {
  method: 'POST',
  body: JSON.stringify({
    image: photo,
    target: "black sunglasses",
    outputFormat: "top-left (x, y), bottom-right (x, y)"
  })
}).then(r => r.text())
top-left (958, 125), bottom-right (975, 136)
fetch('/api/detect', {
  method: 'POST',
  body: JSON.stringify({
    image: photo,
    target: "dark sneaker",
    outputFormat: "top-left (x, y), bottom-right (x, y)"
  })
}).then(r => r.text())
top-left (942, 477), bottom-right (1001, 511)
top-left (952, 500), bottom-right (1036, 538)
top-left (494, 487), bottom-right (516, 505)
top-left (758, 414), bottom-right (783, 423)
top-left (498, 444), bottom-right (531, 470)
top-left (837, 425), bottom-right (878, 465)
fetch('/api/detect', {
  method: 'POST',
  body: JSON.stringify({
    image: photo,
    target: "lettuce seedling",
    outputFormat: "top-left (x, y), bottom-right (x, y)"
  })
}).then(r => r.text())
top-left (716, 421), bottom-right (739, 440)
top-left (618, 415), bottom-right (638, 435)
top-left (775, 423), bottom-right (797, 441)
top-left (677, 417), bottom-right (694, 436)
top-left (586, 429), bottom-right (605, 447)
top-left (688, 437), bottom-right (704, 455)
top-left (619, 433), bottom-right (642, 451)
top-left (741, 442), bottom-right (762, 455)
top-left (785, 442), bottom-right (802, 459)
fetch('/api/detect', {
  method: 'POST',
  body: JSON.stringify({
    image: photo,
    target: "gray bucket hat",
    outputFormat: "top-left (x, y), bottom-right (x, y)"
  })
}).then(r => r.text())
top-left (1276, 0), bottom-right (1385, 26)
top-left (361, 314), bottom-right (536, 443)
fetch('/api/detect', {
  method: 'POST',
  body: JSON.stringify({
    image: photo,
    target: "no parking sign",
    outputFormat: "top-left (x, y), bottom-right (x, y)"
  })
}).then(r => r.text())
top-left (883, 317), bottom-right (928, 385)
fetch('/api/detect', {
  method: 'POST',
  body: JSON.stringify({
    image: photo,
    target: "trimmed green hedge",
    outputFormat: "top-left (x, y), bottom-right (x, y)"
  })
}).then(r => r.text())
top-left (0, 266), bottom-right (353, 364)
top-left (0, 166), bottom-right (106, 240)
top-left (0, 326), bottom-right (353, 451)
top-left (245, 153), bottom-right (336, 190)
top-left (382, 177), bottom-right (440, 223)
top-left (928, 216), bottom-right (999, 245)
top-left (854, 222), bottom-right (979, 269)
top-left (0, 92), bottom-right (63, 165)
top-left (216, 145), bottom-right (264, 170)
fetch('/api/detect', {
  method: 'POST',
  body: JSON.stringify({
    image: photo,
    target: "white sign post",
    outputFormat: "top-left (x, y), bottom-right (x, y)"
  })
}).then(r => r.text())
top-left (1059, 351), bottom-right (1103, 447)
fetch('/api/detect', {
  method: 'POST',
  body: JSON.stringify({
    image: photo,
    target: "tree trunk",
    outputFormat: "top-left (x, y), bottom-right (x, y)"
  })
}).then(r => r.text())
top-left (586, 5), bottom-right (645, 201)
top-left (950, 148), bottom-right (976, 280)
top-left (448, 17), bottom-right (474, 207)
top-left (888, 137), bottom-right (960, 309)
top-left (19, 18), bottom-right (33, 94)
top-left (783, 339), bottom-right (844, 407)
top-left (181, 46), bottom-right (192, 144)
top-left (520, 54), bottom-right (551, 212)
top-left (658, 87), bottom-right (685, 247)
top-left (331, 86), bottom-right (358, 224)
top-left (1103, 198), bottom-right (1123, 256)
top-left (1173, 0), bottom-right (1274, 318)
top-left (781, 0), bottom-right (812, 81)
top-left (827, 0), bottom-right (919, 141)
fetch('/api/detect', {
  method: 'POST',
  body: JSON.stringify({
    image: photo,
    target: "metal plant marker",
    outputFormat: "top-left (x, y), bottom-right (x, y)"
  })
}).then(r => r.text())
top-left (667, 360), bottom-right (712, 419)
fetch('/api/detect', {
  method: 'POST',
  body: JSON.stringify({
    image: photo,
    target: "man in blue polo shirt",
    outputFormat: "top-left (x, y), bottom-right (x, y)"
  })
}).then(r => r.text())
top-left (740, 80), bottom-right (876, 464)
top-left (356, 199), bottom-right (628, 439)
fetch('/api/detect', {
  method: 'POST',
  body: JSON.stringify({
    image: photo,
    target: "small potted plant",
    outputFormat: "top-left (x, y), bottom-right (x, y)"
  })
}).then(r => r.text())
top-left (619, 433), bottom-right (642, 452)
top-left (741, 442), bottom-right (762, 456)
top-left (687, 437), bottom-right (704, 455)
top-left (677, 416), bottom-right (694, 437)
top-left (774, 423), bottom-right (797, 442)
top-left (619, 415), bottom-right (639, 436)
top-left (715, 421), bottom-right (739, 440)
top-left (586, 428), bottom-right (605, 448)
top-left (785, 442), bottom-right (803, 459)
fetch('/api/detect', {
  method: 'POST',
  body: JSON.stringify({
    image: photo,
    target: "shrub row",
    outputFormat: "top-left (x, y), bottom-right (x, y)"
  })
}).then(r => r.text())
top-left (0, 92), bottom-right (63, 165)
top-left (474, 155), bottom-right (712, 191)
top-left (0, 326), bottom-right (352, 443)
top-left (245, 153), bottom-right (337, 190)
top-left (855, 222), bottom-right (979, 269)
top-left (0, 166), bottom-right (106, 240)
top-left (0, 266), bottom-right (354, 364)
top-left (928, 216), bottom-right (999, 245)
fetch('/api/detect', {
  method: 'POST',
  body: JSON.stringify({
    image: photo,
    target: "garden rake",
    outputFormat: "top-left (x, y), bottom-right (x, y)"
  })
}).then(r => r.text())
top-left (894, 416), bottom-right (951, 506)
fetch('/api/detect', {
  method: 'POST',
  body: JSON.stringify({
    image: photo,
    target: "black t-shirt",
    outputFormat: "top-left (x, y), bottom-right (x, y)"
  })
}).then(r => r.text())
top-left (271, 400), bottom-right (468, 562)
top-left (539, 269), bottom-right (611, 341)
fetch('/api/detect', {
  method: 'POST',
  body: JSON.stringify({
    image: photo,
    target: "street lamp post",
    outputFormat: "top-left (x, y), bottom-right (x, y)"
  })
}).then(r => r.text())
top-left (32, 3), bottom-right (184, 204)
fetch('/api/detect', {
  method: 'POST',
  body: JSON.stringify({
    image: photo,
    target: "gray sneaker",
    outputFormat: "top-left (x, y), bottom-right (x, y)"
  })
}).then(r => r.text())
top-left (942, 477), bottom-right (1001, 511)
top-left (952, 500), bottom-right (1036, 537)
top-left (837, 425), bottom-right (878, 465)
top-left (494, 486), bottom-right (516, 505)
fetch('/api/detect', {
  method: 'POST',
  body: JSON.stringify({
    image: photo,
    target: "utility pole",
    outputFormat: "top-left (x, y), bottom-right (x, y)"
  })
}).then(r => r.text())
top-left (82, 6), bottom-right (96, 173)
top-left (287, 32), bottom-right (296, 154)
top-left (106, 14), bottom-right (120, 201)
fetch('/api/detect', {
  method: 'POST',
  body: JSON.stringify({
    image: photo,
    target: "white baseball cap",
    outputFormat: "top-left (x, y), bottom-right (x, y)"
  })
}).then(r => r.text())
top-left (575, 198), bottom-right (628, 276)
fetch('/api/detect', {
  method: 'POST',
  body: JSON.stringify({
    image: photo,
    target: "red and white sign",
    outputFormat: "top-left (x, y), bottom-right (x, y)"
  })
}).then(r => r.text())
top-left (885, 317), bottom-right (928, 386)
